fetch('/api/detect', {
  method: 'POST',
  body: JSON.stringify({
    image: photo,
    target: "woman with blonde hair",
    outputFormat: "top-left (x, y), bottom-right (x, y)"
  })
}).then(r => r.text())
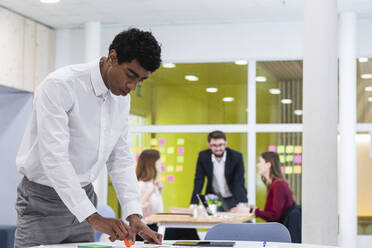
top-left (231, 152), bottom-right (294, 222)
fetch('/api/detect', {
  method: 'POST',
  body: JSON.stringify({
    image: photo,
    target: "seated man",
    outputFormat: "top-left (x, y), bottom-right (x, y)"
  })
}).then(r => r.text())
top-left (190, 130), bottom-right (248, 211)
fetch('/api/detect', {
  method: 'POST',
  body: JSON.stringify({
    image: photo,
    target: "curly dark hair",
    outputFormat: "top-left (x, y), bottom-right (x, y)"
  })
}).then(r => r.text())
top-left (109, 28), bottom-right (162, 72)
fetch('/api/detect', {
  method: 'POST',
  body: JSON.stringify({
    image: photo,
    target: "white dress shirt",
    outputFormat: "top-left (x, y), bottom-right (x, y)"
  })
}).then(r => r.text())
top-left (16, 59), bottom-right (141, 222)
top-left (211, 152), bottom-right (232, 198)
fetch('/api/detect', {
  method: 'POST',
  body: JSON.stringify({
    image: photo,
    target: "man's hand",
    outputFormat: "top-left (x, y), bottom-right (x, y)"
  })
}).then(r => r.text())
top-left (86, 212), bottom-right (134, 242)
top-left (127, 214), bottom-right (162, 244)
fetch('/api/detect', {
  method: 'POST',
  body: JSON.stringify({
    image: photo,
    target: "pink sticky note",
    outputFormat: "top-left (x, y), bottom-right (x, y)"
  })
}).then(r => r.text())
top-left (177, 147), bottom-right (184, 155)
top-left (294, 155), bottom-right (302, 164)
top-left (161, 165), bottom-right (166, 172)
top-left (158, 138), bottom-right (165, 146)
top-left (281, 166), bottom-right (285, 174)
top-left (268, 145), bottom-right (276, 152)
top-left (136, 155), bottom-right (140, 162)
top-left (167, 175), bottom-right (174, 183)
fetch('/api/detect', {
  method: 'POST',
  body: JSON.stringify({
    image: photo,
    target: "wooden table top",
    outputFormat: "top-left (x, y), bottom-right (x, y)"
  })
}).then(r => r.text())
top-left (144, 212), bottom-right (254, 224)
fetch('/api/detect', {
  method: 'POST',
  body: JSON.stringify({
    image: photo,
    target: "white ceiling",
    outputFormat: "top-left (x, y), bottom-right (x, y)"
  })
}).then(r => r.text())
top-left (0, 0), bottom-right (372, 29)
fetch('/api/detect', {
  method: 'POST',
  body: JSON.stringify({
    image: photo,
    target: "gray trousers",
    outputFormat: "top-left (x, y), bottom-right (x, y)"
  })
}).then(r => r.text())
top-left (14, 177), bottom-right (97, 248)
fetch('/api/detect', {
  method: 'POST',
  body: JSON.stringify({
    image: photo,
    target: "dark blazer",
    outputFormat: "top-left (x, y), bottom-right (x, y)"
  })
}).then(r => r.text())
top-left (190, 147), bottom-right (248, 205)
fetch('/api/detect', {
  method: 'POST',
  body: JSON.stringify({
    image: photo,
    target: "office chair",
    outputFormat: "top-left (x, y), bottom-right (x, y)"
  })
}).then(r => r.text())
top-left (95, 204), bottom-right (116, 241)
top-left (205, 222), bottom-right (291, 243)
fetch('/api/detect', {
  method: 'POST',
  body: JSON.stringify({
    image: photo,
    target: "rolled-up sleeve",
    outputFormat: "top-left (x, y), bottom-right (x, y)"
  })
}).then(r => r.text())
top-left (106, 99), bottom-right (142, 219)
top-left (36, 79), bottom-right (97, 222)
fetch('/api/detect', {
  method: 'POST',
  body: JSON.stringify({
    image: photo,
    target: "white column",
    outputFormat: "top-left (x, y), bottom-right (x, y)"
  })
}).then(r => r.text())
top-left (55, 29), bottom-right (71, 69)
top-left (84, 21), bottom-right (101, 62)
top-left (84, 21), bottom-right (107, 206)
top-left (247, 60), bottom-right (256, 207)
top-left (338, 12), bottom-right (357, 248)
top-left (303, 0), bottom-right (338, 245)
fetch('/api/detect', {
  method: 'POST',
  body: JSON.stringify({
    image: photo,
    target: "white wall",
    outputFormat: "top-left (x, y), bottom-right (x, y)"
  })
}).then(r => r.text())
top-left (358, 18), bottom-right (372, 57)
top-left (0, 86), bottom-right (33, 225)
top-left (56, 18), bottom-right (372, 65)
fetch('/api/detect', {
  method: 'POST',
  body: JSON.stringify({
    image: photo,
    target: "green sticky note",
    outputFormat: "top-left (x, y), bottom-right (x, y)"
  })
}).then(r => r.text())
top-left (285, 166), bottom-right (293, 174)
top-left (167, 147), bottom-right (175, 154)
top-left (279, 155), bottom-right (285, 163)
top-left (177, 138), bottom-right (185, 145)
top-left (286, 145), bottom-right (294, 154)
top-left (286, 155), bottom-right (293, 162)
top-left (159, 147), bottom-right (165, 153)
top-left (277, 145), bottom-right (285, 154)
top-left (177, 156), bottom-right (184, 163)
top-left (78, 245), bottom-right (112, 248)
top-left (151, 138), bottom-right (157, 146)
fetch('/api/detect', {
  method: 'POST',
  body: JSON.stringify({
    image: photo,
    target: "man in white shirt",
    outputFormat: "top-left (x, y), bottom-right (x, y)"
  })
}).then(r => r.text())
top-left (14, 28), bottom-right (162, 247)
top-left (190, 130), bottom-right (248, 211)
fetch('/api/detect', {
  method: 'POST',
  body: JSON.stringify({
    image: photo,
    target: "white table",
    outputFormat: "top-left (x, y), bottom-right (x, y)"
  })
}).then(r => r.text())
top-left (31, 240), bottom-right (340, 248)
top-left (144, 213), bottom-right (254, 235)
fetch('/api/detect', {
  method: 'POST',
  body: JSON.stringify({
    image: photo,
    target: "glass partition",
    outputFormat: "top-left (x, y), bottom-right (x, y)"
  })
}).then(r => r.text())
top-left (357, 58), bottom-right (372, 123)
top-left (356, 133), bottom-right (372, 234)
top-left (130, 62), bottom-right (248, 125)
top-left (256, 61), bottom-right (303, 124)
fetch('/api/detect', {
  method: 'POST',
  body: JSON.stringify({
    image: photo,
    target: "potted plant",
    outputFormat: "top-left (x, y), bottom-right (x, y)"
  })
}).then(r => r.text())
top-left (206, 194), bottom-right (221, 215)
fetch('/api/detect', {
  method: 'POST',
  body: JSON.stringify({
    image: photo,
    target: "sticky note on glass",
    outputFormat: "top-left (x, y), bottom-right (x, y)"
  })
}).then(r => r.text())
top-left (161, 155), bottom-right (166, 162)
top-left (136, 155), bottom-right (140, 162)
top-left (159, 147), bottom-right (165, 153)
top-left (294, 146), bottom-right (302, 154)
top-left (177, 147), bottom-right (184, 155)
top-left (286, 146), bottom-right (294, 154)
top-left (281, 166), bottom-right (285, 174)
top-left (286, 155), bottom-right (293, 162)
top-left (167, 165), bottom-right (174, 172)
top-left (167, 175), bottom-right (175, 183)
top-left (277, 145), bottom-right (285, 154)
top-left (177, 138), bottom-right (185, 145)
top-left (159, 175), bottom-right (166, 182)
top-left (151, 139), bottom-right (157, 146)
top-left (167, 147), bottom-right (175, 154)
top-left (268, 145), bottom-right (276, 152)
top-left (294, 165), bottom-right (302, 174)
top-left (279, 155), bottom-right (285, 163)
top-left (161, 165), bottom-right (166, 172)
top-left (158, 138), bottom-right (166, 146)
top-left (177, 156), bottom-right (184, 163)
top-left (294, 155), bottom-right (302, 164)
top-left (285, 166), bottom-right (293, 174)
top-left (176, 165), bottom-right (183, 172)
top-left (136, 147), bottom-right (142, 153)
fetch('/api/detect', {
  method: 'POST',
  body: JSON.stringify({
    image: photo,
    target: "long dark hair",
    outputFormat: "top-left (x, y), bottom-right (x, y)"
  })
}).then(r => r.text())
top-left (136, 149), bottom-right (160, 182)
top-left (260, 152), bottom-right (284, 187)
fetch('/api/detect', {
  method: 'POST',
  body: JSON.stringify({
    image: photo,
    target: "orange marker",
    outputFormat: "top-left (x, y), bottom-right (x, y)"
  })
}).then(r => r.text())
top-left (124, 238), bottom-right (134, 247)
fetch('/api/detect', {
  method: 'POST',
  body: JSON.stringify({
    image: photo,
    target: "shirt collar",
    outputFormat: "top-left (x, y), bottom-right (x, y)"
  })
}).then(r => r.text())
top-left (211, 151), bottom-right (226, 163)
top-left (90, 58), bottom-right (109, 98)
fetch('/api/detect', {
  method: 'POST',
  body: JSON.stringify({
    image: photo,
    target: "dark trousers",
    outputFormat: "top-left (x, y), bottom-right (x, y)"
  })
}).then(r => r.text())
top-left (14, 177), bottom-right (97, 248)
